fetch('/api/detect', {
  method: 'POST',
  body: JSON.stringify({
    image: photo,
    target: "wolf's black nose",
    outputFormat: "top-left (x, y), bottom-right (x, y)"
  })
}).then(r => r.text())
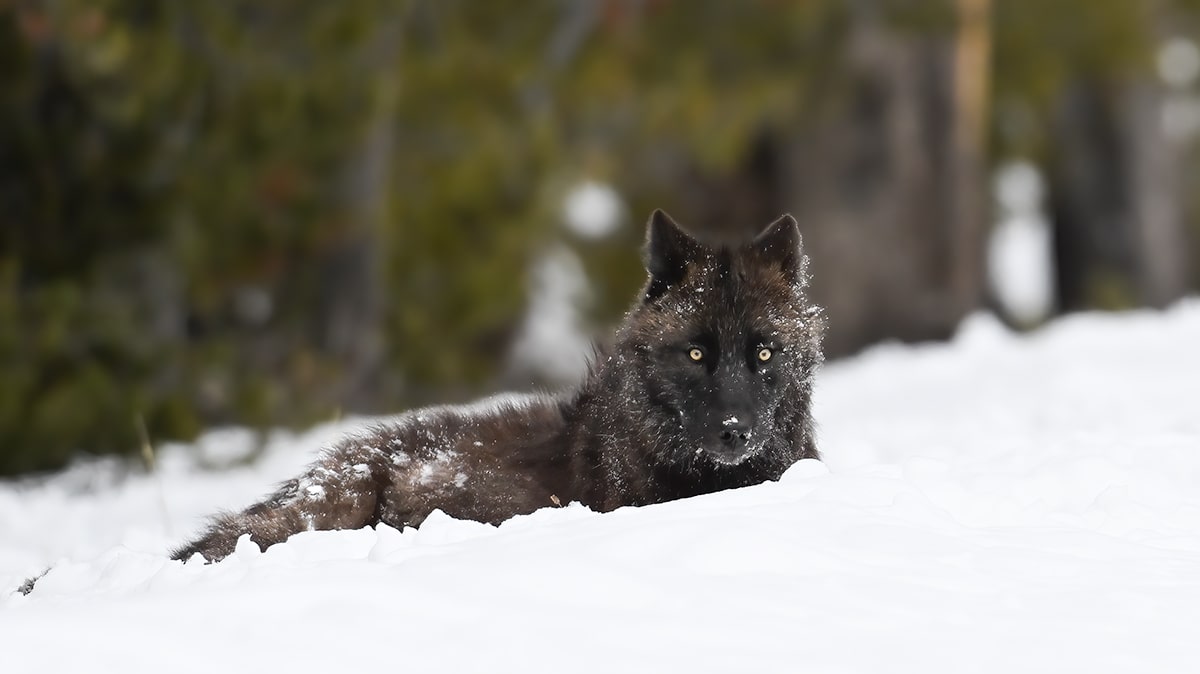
top-left (718, 419), bottom-right (751, 447)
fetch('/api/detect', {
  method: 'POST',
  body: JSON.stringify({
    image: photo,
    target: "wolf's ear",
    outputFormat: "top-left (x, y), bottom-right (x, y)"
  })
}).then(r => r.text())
top-left (751, 214), bottom-right (804, 283)
top-left (644, 209), bottom-right (702, 301)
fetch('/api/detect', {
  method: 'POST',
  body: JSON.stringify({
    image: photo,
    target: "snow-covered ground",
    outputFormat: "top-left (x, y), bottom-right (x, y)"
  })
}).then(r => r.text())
top-left (3, 302), bottom-right (1199, 673)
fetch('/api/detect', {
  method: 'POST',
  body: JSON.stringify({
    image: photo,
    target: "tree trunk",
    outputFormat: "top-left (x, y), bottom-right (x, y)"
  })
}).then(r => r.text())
top-left (777, 3), bottom-right (990, 357)
top-left (1047, 76), bottom-right (1191, 311)
top-left (316, 19), bottom-right (406, 410)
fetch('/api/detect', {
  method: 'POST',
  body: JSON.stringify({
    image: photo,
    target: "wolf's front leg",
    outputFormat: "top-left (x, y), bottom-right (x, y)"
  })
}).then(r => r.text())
top-left (172, 450), bottom-right (387, 563)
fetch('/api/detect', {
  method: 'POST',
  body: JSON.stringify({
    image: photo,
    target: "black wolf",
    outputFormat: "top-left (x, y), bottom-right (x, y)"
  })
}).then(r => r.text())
top-left (172, 210), bottom-right (824, 562)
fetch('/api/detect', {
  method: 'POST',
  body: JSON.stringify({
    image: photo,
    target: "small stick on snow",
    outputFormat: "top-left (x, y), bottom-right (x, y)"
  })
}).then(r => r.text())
top-left (136, 413), bottom-right (173, 535)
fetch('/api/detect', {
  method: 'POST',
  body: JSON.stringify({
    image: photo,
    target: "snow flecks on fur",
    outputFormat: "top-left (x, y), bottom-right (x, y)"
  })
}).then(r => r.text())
top-left (415, 464), bottom-right (436, 486)
top-left (412, 450), bottom-right (463, 492)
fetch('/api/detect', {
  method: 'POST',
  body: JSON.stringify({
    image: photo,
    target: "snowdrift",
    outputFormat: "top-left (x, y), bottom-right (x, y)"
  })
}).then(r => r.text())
top-left (3, 303), bottom-right (1199, 673)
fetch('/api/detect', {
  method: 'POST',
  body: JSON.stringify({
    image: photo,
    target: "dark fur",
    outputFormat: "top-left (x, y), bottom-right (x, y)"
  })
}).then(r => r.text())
top-left (172, 211), bottom-right (823, 562)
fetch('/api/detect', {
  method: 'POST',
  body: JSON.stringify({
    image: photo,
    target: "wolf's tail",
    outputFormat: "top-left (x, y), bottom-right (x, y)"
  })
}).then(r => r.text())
top-left (171, 452), bottom-right (386, 563)
top-left (14, 568), bottom-right (48, 596)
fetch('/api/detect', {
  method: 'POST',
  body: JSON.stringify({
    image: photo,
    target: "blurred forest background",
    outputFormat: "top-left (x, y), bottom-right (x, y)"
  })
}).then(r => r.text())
top-left (2, 0), bottom-right (1199, 476)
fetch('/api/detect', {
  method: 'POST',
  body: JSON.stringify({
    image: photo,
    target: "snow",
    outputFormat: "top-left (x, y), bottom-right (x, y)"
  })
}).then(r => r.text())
top-left (507, 245), bottom-right (594, 385)
top-left (988, 161), bottom-right (1055, 325)
top-left (1159, 37), bottom-right (1200, 89)
top-left (1162, 94), bottom-right (1200, 142)
top-left (562, 180), bottom-right (623, 239)
top-left (4, 301), bottom-right (1200, 673)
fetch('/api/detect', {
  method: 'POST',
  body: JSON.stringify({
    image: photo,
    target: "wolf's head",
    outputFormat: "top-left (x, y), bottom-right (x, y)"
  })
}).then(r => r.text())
top-left (614, 210), bottom-right (823, 470)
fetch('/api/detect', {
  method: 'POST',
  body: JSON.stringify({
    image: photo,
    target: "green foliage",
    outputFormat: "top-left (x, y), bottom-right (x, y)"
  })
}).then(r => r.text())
top-left (991, 0), bottom-right (1154, 157)
top-left (1, 0), bottom-right (1196, 475)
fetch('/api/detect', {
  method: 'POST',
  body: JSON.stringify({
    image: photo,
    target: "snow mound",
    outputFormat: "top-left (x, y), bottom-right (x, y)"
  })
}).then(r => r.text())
top-left (3, 301), bottom-right (1200, 673)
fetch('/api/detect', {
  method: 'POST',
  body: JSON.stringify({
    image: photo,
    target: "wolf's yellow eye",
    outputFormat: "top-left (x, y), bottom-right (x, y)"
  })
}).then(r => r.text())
top-left (758, 348), bottom-right (773, 362)
top-left (688, 348), bottom-right (704, 362)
